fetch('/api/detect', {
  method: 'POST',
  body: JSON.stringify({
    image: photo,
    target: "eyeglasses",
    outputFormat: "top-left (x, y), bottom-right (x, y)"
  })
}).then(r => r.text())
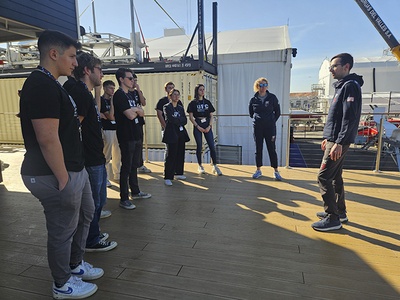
top-left (93, 66), bottom-right (103, 73)
top-left (125, 77), bottom-right (134, 81)
top-left (329, 64), bottom-right (342, 71)
top-left (259, 83), bottom-right (268, 87)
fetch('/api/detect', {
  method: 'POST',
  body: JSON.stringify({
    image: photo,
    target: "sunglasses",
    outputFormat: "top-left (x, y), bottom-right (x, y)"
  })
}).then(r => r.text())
top-left (125, 77), bottom-right (134, 81)
top-left (259, 83), bottom-right (268, 87)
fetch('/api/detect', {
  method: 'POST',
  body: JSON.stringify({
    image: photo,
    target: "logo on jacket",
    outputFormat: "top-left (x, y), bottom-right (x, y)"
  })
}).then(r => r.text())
top-left (346, 96), bottom-right (354, 102)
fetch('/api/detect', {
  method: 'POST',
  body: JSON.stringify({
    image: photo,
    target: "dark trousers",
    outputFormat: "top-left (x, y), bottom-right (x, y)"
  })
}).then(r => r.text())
top-left (193, 127), bottom-right (217, 165)
top-left (164, 135), bottom-right (186, 180)
top-left (119, 140), bottom-right (142, 200)
top-left (317, 142), bottom-right (350, 217)
top-left (253, 126), bottom-right (278, 168)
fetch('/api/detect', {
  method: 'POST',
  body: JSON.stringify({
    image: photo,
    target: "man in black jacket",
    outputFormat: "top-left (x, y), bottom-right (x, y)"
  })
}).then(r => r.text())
top-left (312, 53), bottom-right (363, 232)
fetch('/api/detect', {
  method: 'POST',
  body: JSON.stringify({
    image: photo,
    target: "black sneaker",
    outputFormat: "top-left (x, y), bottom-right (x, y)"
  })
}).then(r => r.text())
top-left (316, 211), bottom-right (348, 223)
top-left (85, 240), bottom-right (118, 252)
top-left (312, 215), bottom-right (342, 232)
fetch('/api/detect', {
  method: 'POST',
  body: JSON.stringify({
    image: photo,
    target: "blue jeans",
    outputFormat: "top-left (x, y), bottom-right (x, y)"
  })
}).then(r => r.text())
top-left (193, 127), bottom-right (217, 165)
top-left (85, 164), bottom-right (107, 247)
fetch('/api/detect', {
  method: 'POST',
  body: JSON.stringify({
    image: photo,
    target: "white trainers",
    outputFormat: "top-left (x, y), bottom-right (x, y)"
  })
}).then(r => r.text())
top-left (71, 260), bottom-right (104, 280)
top-left (175, 175), bottom-right (186, 180)
top-left (212, 165), bottom-right (222, 176)
top-left (164, 179), bottom-right (173, 186)
top-left (274, 171), bottom-right (283, 181)
top-left (53, 276), bottom-right (97, 299)
top-left (138, 165), bottom-right (152, 173)
top-left (198, 165), bottom-right (205, 174)
top-left (100, 210), bottom-right (111, 219)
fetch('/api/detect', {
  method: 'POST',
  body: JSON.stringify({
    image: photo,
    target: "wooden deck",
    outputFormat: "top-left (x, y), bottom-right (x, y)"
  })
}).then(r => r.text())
top-left (0, 147), bottom-right (399, 299)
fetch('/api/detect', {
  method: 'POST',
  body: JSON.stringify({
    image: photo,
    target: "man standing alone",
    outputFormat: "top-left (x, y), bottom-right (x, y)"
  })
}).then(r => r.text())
top-left (312, 53), bottom-right (363, 232)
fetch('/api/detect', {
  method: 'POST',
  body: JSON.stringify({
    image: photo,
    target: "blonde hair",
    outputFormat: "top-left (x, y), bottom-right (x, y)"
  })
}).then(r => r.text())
top-left (253, 77), bottom-right (268, 92)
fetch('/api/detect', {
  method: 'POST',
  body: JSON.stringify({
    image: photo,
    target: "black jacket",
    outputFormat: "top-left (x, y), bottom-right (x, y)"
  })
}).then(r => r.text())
top-left (323, 73), bottom-right (364, 145)
top-left (162, 103), bottom-right (190, 144)
top-left (249, 91), bottom-right (281, 135)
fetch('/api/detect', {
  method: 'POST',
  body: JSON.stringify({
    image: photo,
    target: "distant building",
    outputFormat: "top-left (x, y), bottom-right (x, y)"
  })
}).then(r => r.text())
top-left (317, 54), bottom-right (400, 114)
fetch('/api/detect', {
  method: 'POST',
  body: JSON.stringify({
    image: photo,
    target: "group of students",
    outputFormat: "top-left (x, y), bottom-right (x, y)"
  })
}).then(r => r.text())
top-left (18, 29), bottom-right (359, 300)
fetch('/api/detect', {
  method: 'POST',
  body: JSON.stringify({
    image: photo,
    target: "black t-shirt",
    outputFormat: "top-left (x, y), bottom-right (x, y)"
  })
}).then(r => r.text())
top-left (19, 70), bottom-right (84, 175)
top-left (113, 88), bottom-right (143, 142)
top-left (100, 96), bottom-right (117, 130)
top-left (155, 96), bottom-right (183, 129)
top-left (128, 90), bottom-right (145, 126)
top-left (187, 98), bottom-right (215, 128)
top-left (64, 81), bottom-right (105, 167)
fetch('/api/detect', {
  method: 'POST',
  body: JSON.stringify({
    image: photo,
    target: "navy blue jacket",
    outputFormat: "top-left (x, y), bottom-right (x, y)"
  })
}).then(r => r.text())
top-left (323, 73), bottom-right (363, 145)
top-left (249, 91), bottom-right (281, 135)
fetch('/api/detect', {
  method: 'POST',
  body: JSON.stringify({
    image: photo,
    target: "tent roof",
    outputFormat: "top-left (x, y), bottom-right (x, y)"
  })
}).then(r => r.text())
top-left (146, 26), bottom-right (291, 61)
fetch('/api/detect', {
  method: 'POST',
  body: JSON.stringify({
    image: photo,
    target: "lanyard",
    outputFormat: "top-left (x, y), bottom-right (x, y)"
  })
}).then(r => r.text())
top-left (36, 66), bottom-right (82, 140)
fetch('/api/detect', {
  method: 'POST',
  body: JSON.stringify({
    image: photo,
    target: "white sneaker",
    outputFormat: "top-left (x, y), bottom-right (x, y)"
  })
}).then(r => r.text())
top-left (71, 260), bottom-right (104, 280)
top-left (138, 165), bottom-right (152, 173)
top-left (53, 276), bottom-right (97, 299)
top-left (100, 210), bottom-right (111, 219)
top-left (175, 175), bottom-right (186, 180)
top-left (198, 165), bottom-right (205, 174)
top-left (212, 165), bottom-right (222, 176)
top-left (164, 179), bottom-right (173, 186)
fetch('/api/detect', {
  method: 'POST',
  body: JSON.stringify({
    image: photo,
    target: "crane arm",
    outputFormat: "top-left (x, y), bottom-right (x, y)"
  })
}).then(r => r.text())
top-left (354, 0), bottom-right (400, 61)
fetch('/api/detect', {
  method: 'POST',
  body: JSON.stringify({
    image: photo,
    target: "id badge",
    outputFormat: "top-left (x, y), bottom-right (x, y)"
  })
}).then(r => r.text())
top-left (135, 118), bottom-right (139, 124)
top-left (201, 118), bottom-right (206, 123)
top-left (179, 126), bottom-right (183, 131)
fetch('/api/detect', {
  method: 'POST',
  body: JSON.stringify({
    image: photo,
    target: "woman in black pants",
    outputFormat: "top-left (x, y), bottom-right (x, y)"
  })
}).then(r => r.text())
top-left (249, 77), bottom-right (282, 180)
top-left (162, 89), bottom-right (190, 186)
top-left (187, 84), bottom-right (222, 175)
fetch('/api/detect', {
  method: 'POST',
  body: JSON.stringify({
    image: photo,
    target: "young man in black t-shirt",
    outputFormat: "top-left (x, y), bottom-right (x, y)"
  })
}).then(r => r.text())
top-left (113, 68), bottom-right (151, 210)
top-left (129, 74), bottom-right (152, 174)
top-left (100, 80), bottom-right (120, 187)
top-left (19, 30), bottom-right (101, 299)
top-left (65, 52), bottom-right (117, 253)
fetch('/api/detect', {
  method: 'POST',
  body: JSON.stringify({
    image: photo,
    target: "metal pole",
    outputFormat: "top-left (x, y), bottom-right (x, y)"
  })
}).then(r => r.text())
top-left (91, 1), bottom-right (97, 33)
top-left (285, 117), bottom-right (292, 169)
top-left (212, 2), bottom-right (218, 68)
top-left (197, 0), bottom-right (204, 69)
top-left (373, 117), bottom-right (384, 173)
top-left (130, 0), bottom-right (138, 61)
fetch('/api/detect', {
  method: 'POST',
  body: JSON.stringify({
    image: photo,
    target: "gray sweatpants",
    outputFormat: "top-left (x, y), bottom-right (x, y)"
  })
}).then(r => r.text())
top-left (22, 169), bottom-right (94, 285)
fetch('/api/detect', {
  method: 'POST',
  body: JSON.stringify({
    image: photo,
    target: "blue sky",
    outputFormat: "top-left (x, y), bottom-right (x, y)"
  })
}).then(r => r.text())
top-left (78, 0), bottom-right (400, 92)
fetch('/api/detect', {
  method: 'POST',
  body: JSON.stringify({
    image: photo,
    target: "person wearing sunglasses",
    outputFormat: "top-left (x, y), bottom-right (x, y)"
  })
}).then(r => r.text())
top-left (312, 53), bottom-right (363, 232)
top-left (249, 77), bottom-right (282, 181)
top-left (113, 68), bottom-right (151, 210)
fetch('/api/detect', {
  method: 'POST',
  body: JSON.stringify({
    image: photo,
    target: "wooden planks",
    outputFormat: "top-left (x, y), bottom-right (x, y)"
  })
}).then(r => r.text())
top-left (0, 149), bottom-right (399, 299)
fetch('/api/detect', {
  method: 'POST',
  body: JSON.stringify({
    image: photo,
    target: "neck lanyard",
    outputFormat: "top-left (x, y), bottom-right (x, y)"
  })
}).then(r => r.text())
top-left (36, 66), bottom-right (82, 140)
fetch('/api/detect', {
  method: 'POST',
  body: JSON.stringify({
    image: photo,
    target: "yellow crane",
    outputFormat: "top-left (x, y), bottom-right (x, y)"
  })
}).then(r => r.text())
top-left (354, 0), bottom-right (400, 61)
